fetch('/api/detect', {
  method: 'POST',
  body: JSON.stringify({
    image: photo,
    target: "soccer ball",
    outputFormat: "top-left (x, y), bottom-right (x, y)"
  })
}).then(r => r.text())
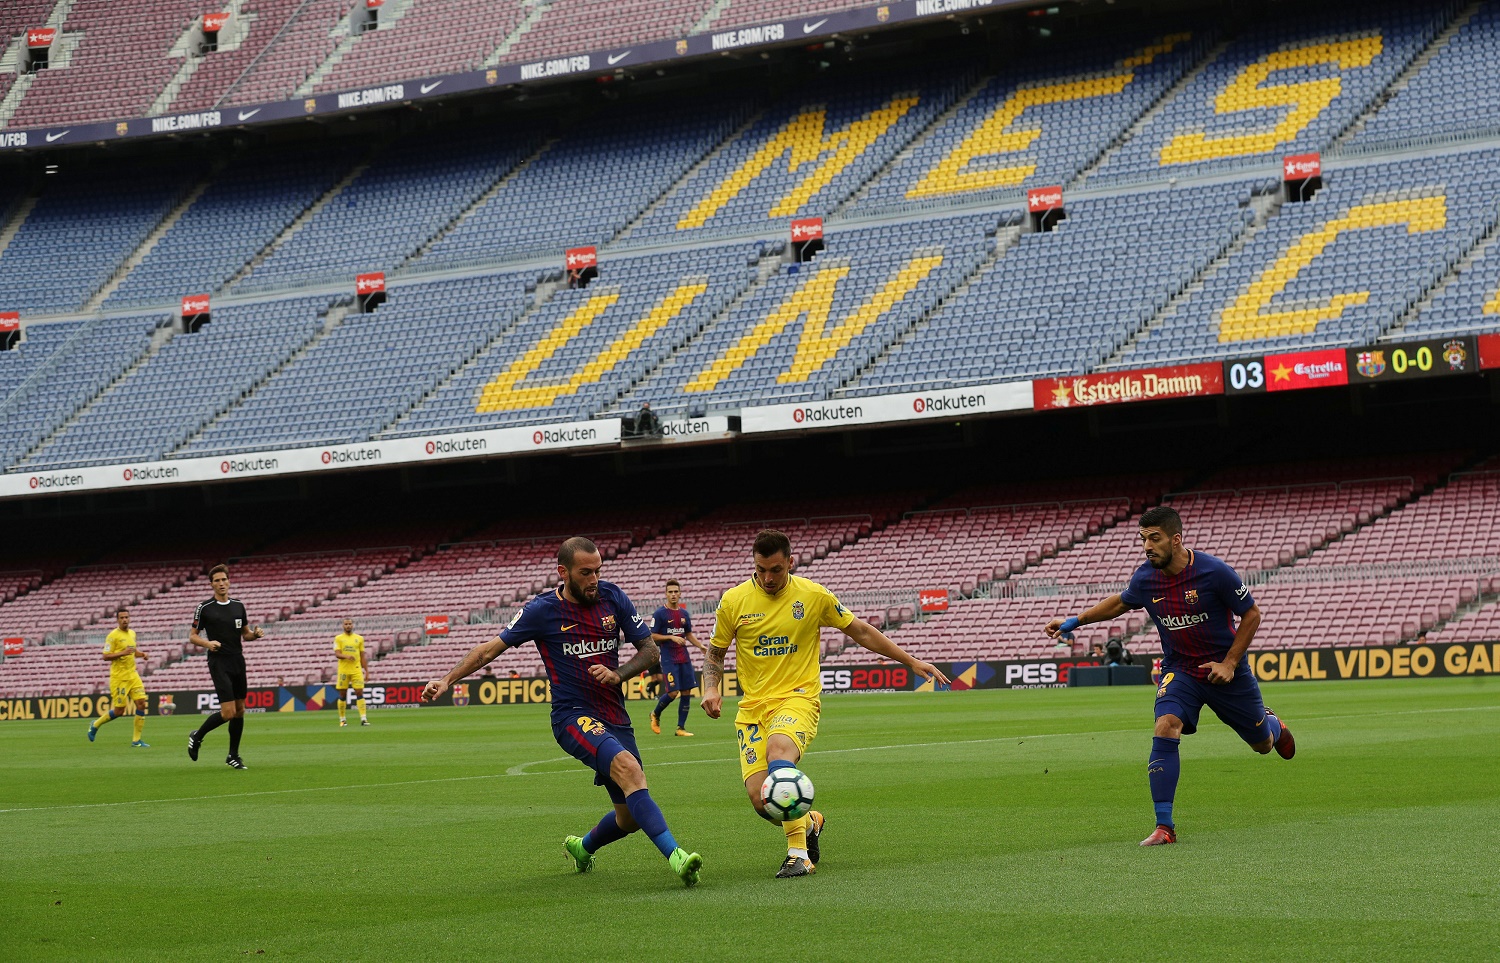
top-left (760, 767), bottom-right (815, 821)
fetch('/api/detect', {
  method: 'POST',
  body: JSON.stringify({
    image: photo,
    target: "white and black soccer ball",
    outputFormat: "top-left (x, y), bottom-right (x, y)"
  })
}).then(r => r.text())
top-left (760, 767), bottom-right (815, 821)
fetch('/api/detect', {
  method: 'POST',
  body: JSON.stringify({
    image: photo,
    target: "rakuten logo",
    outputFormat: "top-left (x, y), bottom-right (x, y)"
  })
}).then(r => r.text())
top-left (912, 392), bottom-right (985, 414)
top-left (425, 438), bottom-right (487, 455)
top-left (219, 457), bottom-right (278, 474)
top-left (1156, 612), bottom-right (1210, 632)
top-left (661, 419), bottom-right (714, 438)
top-left (562, 638), bottom-right (617, 658)
top-left (321, 448), bottom-right (382, 465)
top-left (533, 427), bottom-right (598, 445)
top-left (792, 404), bottom-right (862, 424)
top-left (122, 466), bottom-right (180, 482)
top-left (28, 474), bottom-right (83, 490)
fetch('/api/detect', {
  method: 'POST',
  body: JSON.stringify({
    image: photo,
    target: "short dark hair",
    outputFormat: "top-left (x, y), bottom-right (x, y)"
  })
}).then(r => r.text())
top-left (1139, 506), bottom-right (1182, 536)
top-left (557, 536), bottom-right (599, 568)
top-left (665, 579), bottom-right (680, 589)
top-left (116, 606), bottom-right (129, 616)
top-left (209, 563), bottom-right (229, 579)
top-left (753, 529), bottom-right (792, 560)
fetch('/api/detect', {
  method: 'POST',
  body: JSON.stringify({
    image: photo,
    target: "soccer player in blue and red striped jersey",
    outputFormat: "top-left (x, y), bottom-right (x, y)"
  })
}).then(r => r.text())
top-left (421, 536), bottom-right (702, 886)
top-left (1045, 506), bottom-right (1295, 846)
top-left (649, 579), bottom-right (707, 738)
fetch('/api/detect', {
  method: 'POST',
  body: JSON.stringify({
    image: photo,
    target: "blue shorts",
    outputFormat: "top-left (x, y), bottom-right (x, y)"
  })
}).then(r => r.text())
top-left (1154, 664), bottom-right (1275, 747)
top-left (552, 712), bottom-right (641, 805)
top-left (662, 657), bottom-right (696, 694)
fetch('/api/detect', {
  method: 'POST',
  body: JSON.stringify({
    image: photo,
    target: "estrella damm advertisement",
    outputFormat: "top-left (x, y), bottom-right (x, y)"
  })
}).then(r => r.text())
top-left (1246, 642), bottom-right (1500, 682)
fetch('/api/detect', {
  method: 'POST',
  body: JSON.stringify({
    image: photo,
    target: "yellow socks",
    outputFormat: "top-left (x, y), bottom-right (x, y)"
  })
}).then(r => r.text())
top-left (356, 698), bottom-right (367, 722)
top-left (338, 701), bottom-right (347, 722)
top-left (133, 715), bottom-right (145, 741)
top-left (784, 814), bottom-right (810, 854)
top-left (93, 710), bottom-right (114, 728)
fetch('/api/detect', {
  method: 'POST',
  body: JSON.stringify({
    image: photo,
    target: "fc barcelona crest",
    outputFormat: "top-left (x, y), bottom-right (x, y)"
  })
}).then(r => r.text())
top-left (452, 684), bottom-right (469, 707)
top-left (1183, 589), bottom-right (1198, 606)
top-left (876, 5), bottom-right (890, 21)
top-left (1356, 350), bottom-right (1385, 377)
top-left (157, 694), bottom-right (176, 716)
top-left (676, 39), bottom-right (688, 55)
top-left (304, 98), bottom-right (317, 114)
top-left (601, 613), bottom-right (617, 632)
top-left (485, 69), bottom-right (498, 85)
top-left (792, 601), bottom-right (805, 620)
top-left (116, 122), bottom-right (129, 136)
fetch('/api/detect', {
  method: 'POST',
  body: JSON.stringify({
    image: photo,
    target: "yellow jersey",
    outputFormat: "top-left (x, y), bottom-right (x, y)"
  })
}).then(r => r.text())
top-left (711, 575), bottom-right (853, 711)
top-left (103, 628), bottom-right (138, 680)
top-left (335, 632), bottom-right (365, 667)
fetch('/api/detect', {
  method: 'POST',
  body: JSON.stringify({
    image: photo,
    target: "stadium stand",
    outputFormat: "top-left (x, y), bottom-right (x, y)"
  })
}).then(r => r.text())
top-left (234, 128), bottom-right (543, 293)
top-left (624, 68), bottom-right (976, 241)
top-left (0, 560), bottom-right (203, 640)
top-left (0, 163), bottom-right (202, 316)
top-left (616, 214), bottom-right (997, 413)
top-left (390, 245), bottom-right (763, 433)
top-left (1088, 3), bottom-right (1455, 181)
top-left (1352, 1), bottom-right (1500, 146)
top-left (105, 144), bottom-right (366, 307)
top-left (24, 296), bottom-right (336, 468)
top-left (851, 31), bottom-right (1211, 212)
top-left (419, 99), bottom-right (755, 271)
top-left (164, 0), bottom-right (309, 114)
top-left (853, 184), bottom-right (1255, 390)
top-left (0, 314), bottom-right (166, 469)
top-left (500, 0), bottom-right (718, 66)
top-left (179, 271), bottom-right (533, 454)
top-left (216, 0), bottom-right (351, 107)
top-left (1118, 149), bottom-right (1500, 364)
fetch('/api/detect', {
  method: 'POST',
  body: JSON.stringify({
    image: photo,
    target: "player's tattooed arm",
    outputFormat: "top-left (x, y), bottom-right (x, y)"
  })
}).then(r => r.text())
top-left (840, 618), bottom-right (952, 687)
top-left (422, 637), bottom-right (509, 702)
top-left (592, 637), bottom-right (659, 687)
top-left (700, 644), bottom-right (727, 718)
top-left (1202, 604), bottom-right (1261, 684)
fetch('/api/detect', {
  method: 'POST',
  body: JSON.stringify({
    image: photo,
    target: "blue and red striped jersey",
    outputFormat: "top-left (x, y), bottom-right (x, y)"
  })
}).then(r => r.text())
top-left (1120, 550), bottom-right (1255, 680)
top-left (652, 606), bottom-right (693, 662)
top-left (500, 580), bottom-right (651, 726)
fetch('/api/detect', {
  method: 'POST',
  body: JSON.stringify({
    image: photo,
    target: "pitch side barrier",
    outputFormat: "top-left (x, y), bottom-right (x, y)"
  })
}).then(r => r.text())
top-left (0, 0), bottom-right (1025, 154)
top-left (2, 333), bottom-right (1497, 501)
top-left (6, 645), bottom-right (1497, 721)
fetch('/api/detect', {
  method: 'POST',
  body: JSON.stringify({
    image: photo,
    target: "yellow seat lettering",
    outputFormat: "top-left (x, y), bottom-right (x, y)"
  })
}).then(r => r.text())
top-left (477, 281), bottom-right (708, 412)
top-left (685, 254), bottom-right (942, 392)
top-left (1483, 285), bottom-right (1500, 315)
top-left (677, 95), bottom-right (919, 230)
top-left (1160, 35), bottom-right (1382, 165)
top-left (1218, 195), bottom-right (1446, 343)
top-left (907, 35), bottom-right (1189, 199)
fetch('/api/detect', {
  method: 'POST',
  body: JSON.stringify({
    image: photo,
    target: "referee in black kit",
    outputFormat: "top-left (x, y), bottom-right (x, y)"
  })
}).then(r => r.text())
top-left (187, 564), bottom-right (263, 769)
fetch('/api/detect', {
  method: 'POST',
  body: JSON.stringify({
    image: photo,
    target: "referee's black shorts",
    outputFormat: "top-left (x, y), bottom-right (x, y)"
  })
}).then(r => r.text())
top-left (208, 656), bottom-right (248, 703)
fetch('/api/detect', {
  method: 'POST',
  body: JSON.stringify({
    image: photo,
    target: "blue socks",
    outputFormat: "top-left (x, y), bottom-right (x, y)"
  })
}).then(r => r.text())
top-left (625, 789), bottom-right (678, 857)
top-left (1265, 713), bottom-right (1283, 744)
top-left (654, 692), bottom-right (675, 717)
top-left (678, 695), bottom-right (691, 729)
top-left (582, 810), bottom-right (631, 854)
top-left (1148, 736), bottom-right (1180, 828)
top-left (769, 759), bottom-right (796, 774)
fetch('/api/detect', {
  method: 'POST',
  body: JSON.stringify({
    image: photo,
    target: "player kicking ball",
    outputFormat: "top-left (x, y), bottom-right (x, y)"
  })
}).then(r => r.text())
top-left (334, 619), bottom-right (369, 727)
top-left (1044, 506), bottom-right (1295, 847)
top-left (421, 536), bottom-right (703, 887)
top-left (702, 529), bottom-right (950, 878)
top-left (88, 607), bottom-right (151, 748)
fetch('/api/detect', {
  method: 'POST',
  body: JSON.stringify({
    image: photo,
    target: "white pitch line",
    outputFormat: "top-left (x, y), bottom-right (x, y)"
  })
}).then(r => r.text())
top-left (4, 703), bottom-right (1495, 816)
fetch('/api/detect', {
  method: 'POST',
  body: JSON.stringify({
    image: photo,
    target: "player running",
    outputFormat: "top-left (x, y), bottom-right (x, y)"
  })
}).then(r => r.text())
top-left (1044, 506), bottom-right (1295, 847)
top-left (701, 529), bottom-right (950, 879)
top-left (88, 607), bottom-right (151, 748)
top-left (649, 579), bottom-right (707, 738)
top-left (421, 536), bottom-right (703, 887)
top-left (334, 618), bottom-right (369, 727)
top-left (187, 564), bottom-right (264, 769)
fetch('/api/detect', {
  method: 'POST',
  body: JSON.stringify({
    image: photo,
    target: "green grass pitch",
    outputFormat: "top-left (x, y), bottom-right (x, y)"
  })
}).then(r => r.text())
top-left (4, 678), bottom-right (1498, 961)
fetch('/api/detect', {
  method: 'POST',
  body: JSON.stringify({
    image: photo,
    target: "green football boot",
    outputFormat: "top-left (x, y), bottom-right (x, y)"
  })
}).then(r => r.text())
top-left (563, 835), bottom-right (595, 873)
top-left (670, 847), bottom-right (702, 887)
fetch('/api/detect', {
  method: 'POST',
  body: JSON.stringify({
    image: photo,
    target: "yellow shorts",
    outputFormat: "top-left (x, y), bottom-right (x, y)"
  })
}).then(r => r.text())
top-left (734, 695), bottom-right (820, 781)
top-left (337, 669), bottom-right (365, 690)
top-left (111, 675), bottom-right (146, 708)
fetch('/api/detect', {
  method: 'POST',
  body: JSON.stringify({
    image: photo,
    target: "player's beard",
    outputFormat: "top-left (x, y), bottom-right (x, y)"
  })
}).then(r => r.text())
top-left (568, 576), bottom-right (600, 603)
top-left (1146, 547), bottom-right (1174, 569)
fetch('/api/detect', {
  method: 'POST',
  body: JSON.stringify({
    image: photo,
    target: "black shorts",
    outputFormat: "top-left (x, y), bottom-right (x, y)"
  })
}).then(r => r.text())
top-left (208, 657), bottom-right (248, 703)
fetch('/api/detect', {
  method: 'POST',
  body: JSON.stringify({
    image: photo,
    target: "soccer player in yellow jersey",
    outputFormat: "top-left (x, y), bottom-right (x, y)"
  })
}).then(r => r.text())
top-left (88, 607), bottom-right (151, 748)
top-left (702, 529), bottom-right (950, 878)
top-left (334, 618), bottom-right (369, 727)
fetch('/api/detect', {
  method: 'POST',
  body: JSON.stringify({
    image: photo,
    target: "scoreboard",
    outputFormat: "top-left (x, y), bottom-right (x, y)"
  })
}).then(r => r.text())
top-left (1226, 335), bottom-right (1485, 395)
